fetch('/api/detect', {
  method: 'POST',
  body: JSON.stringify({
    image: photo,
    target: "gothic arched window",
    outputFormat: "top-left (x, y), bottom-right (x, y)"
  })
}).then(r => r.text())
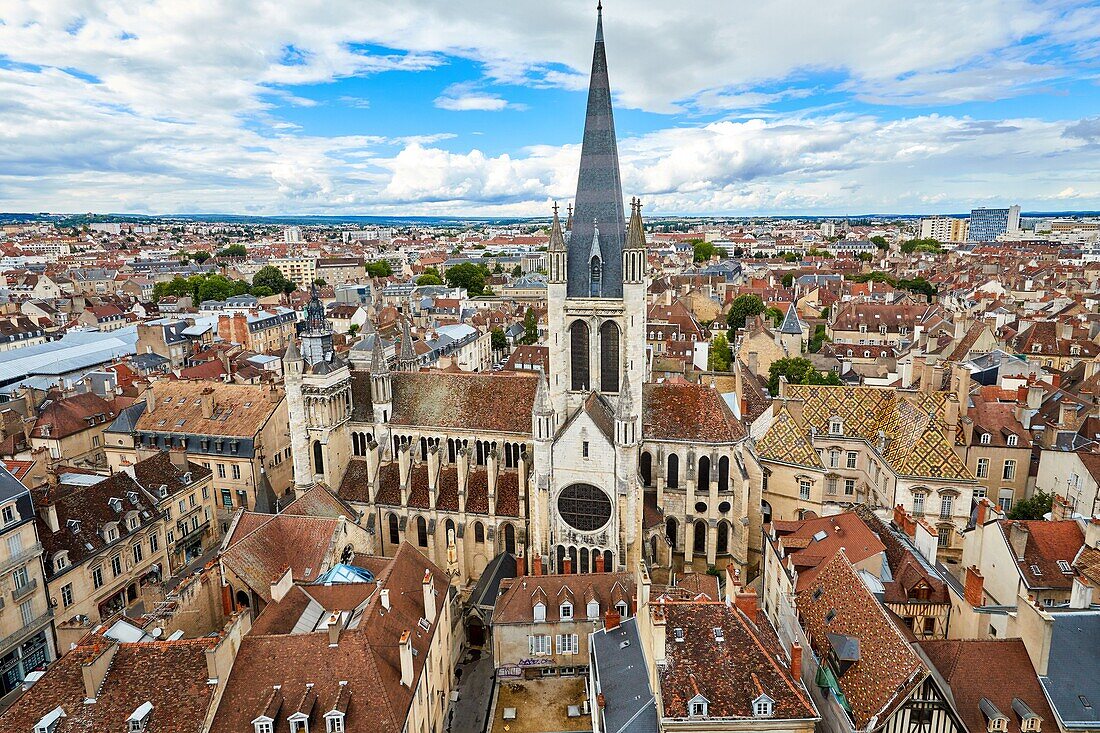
top-left (570, 320), bottom-right (591, 391)
top-left (590, 256), bottom-right (602, 297)
top-left (416, 516), bottom-right (428, 547)
top-left (667, 453), bottom-right (679, 489)
top-left (388, 513), bottom-right (400, 546)
top-left (599, 321), bottom-right (620, 393)
top-left (698, 455), bottom-right (710, 492)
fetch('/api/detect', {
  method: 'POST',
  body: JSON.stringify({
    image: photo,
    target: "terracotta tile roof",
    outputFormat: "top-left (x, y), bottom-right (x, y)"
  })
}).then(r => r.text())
top-left (998, 520), bottom-right (1084, 591)
top-left (771, 512), bottom-right (885, 591)
top-left (918, 639), bottom-right (1057, 733)
top-left (643, 382), bottom-right (746, 443)
top-left (210, 543), bottom-right (451, 733)
top-left (337, 459), bottom-right (371, 503)
top-left (131, 451), bottom-right (212, 499)
top-left (135, 380), bottom-right (283, 438)
top-left (658, 602), bottom-right (817, 720)
top-left (0, 637), bottom-right (218, 733)
top-left (853, 506), bottom-right (948, 605)
top-left (492, 572), bottom-right (634, 624)
top-left (281, 483), bottom-right (361, 520)
top-left (31, 391), bottom-right (118, 439)
top-left (1075, 544), bottom-right (1100, 587)
top-left (220, 514), bottom-right (342, 601)
top-left (796, 550), bottom-right (926, 728)
top-left (390, 372), bottom-right (537, 434)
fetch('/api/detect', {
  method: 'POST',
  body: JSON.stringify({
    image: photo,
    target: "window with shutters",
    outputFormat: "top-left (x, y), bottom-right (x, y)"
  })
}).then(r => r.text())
top-left (556, 634), bottom-right (579, 655)
top-left (529, 634), bottom-right (552, 656)
top-left (569, 321), bottom-right (590, 391)
top-left (599, 321), bottom-right (620, 393)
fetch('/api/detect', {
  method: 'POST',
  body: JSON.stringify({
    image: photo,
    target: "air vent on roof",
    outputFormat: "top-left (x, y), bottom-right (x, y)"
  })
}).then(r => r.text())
top-left (1030, 565), bottom-right (1042, 576)
top-left (673, 627), bottom-right (685, 643)
top-left (825, 609), bottom-right (837, 624)
top-left (712, 627), bottom-right (724, 643)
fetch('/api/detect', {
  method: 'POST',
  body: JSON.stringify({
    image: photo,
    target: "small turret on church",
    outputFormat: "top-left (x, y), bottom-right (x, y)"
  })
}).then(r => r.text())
top-left (370, 334), bottom-right (392, 423)
top-left (548, 202), bottom-right (568, 285)
top-left (397, 318), bottom-right (418, 372)
top-left (533, 370), bottom-right (555, 442)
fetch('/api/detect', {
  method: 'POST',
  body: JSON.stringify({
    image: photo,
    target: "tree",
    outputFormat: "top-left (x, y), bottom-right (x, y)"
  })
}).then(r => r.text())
top-left (899, 238), bottom-right (942, 254)
top-left (707, 333), bottom-right (732, 371)
top-left (365, 260), bottom-right (393, 278)
top-left (692, 240), bottom-right (727, 263)
top-left (491, 327), bottom-right (508, 352)
top-left (511, 265), bottom-right (523, 277)
top-left (493, 262), bottom-right (505, 274)
top-left (870, 235), bottom-right (888, 250)
top-left (313, 278), bottom-right (327, 287)
top-left (767, 357), bottom-right (843, 395)
top-left (348, 323), bottom-right (360, 336)
top-left (857, 251), bottom-right (873, 262)
top-left (192, 251), bottom-right (211, 263)
top-left (781, 273), bottom-right (794, 288)
top-left (765, 307), bottom-right (784, 327)
top-left (445, 262), bottom-right (489, 296)
top-left (252, 265), bottom-right (296, 295)
top-left (216, 244), bottom-right (247, 258)
top-left (520, 308), bottom-right (539, 345)
top-left (809, 323), bottom-right (828, 353)
top-left (1007, 490), bottom-right (1053, 520)
top-left (726, 294), bottom-right (766, 329)
top-left (416, 273), bottom-right (443, 286)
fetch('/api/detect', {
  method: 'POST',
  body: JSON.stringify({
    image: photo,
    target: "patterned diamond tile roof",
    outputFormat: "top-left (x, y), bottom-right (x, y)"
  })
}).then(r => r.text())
top-left (755, 403), bottom-right (823, 468)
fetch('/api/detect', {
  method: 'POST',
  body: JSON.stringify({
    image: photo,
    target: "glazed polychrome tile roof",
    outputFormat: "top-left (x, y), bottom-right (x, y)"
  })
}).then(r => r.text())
top-left (754, 403), bottom-right (822, 468)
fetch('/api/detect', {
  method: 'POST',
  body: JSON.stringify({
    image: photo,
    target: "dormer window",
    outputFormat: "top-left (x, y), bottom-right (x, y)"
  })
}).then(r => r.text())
top-left (616, 601), bottom-right (628, 618)
top-left (586, 600), bottom-right (599, 619)
top-left (560, 602), bottom-right (573, 620)
top-left (325, 712), bottom-right (346, 733)
top-left (253, 720), bottom-right (274, 733)
top-left (289, 713), bottom-right (310, 733)
top-left (1071, 345), bottom-right (1081, 356)
top-left (753, 694), bottom-right (775, 718)
top-left (1032, 344), bottom-right (1041, 354)
top-left (1058, 560), bottom-right (1072, 573)
top-left (689, 695), bottom-right (709, 718)
top-left (127, 702), bottom-right (153, 732)
top-left (533, 602), bottom-right (546, 623)
top-left (980, 433), bottom-right (991, 445)
top-left (829, 418), bottom-right (843, 436)
top-left (34, 706), bottom-right (65, 733)
top-left (1006, 434), bottom-right (1018, 447)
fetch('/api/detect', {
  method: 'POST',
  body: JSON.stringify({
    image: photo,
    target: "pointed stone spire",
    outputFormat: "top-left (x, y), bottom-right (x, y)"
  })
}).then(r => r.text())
top-left (361, 316), bottom-right (376, 336)
top-left (779, 302), bottom-right (803, 335)
top-left (282, 336), bottom-right (301, 364)
top-left (626, 197), bottom-right (645, 250)
top-left (535, 369), bottom-right (554, 415)
top-left (589, 219), bottom-right (602, 261)
top-left (398, 317), bottom-right (416, 370)
top-left (567, 3), bottom-right (625, 298)
top-left (566, 203), bottom-right (573, 232)
top-left (615, 369), bottom-right (634, 419)
top-left (549, 202), bottom-right (566, 252)
top-left (370, 334), bottom-right (388, 375)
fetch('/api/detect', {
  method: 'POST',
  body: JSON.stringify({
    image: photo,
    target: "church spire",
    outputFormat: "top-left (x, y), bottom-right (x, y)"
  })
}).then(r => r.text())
top-left (549, 202), bottom-right (567, 285)
top-left (370, 333), bottom-right (388, 375)
top-left (567, 2), bottom-right (625, 298)
top-left (398, 318), bottom-right (417, 371)
top-left (549, 202), bottom-right (566, 252)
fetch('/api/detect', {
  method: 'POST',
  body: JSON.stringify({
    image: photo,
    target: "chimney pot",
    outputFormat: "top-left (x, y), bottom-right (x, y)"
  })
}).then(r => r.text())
top-left (734, 589), bottom-right (758, 620)
top-left (604, 609), bottom-right (620, 631)
top-left (790, 643), bottom-right (803, 683)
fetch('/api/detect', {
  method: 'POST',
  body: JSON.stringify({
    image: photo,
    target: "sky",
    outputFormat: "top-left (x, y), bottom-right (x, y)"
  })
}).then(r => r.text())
top-left (1, 0), bottom-right (1100, 217)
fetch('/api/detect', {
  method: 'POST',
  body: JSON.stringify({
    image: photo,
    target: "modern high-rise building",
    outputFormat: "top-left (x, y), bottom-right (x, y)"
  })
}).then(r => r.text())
top-left (968, 205), bottom-right (1020, 241)
top-left (283, 226), bottom-right (302, 244)
top-left (919, 216), bottom-right (969, 242)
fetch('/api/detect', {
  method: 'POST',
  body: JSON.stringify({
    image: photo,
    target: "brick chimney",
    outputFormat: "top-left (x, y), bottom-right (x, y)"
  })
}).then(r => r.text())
top-left (327, 611), bottom-right (342, 647)
top-left (734, 589), bottom-right (758, 620)
top-left (514, 555), bottom-right (525, 578)
top-left (399, 630), bottom-right (414, 687)
top-left (604, 608), bottom-right (620, 631)
top-left (145, 388), bottom-right (156, 414)
top-left (789, 643), bottom-right (803, 682)
top-left (594, 553), bottom-right (606, 573)
top-left (563, 557), bottom-right (572, 575)
top-left (533, 555), bottom-right (543, 576)
top-left (200, 387), bottom-right (215, 419)
top-left (975, 498), bottom-right (989, 526)
top-left (422, 569), bottom-right (436, 625)
top-left (169, 446), bottom-right (188, 471)
top-left (964, 566), bottom-right (985, 607)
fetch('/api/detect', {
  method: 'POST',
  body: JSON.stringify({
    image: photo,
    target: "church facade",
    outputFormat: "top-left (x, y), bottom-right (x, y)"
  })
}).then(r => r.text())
top-left (284, 6), bottom-right (758, 586)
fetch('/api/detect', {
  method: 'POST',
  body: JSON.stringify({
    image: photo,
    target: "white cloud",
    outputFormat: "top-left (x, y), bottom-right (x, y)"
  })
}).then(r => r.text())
top-left (434, 83), bottom-right (518, 112)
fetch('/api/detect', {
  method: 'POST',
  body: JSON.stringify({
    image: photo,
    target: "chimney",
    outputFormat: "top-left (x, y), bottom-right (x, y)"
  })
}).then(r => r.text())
top-left (270, 566), bottom-right (294, 602)
top-left (145, 389), bottom-right (156, 414)
top-left (169, 446), bottom-right (188, 471)
top-left (81, 643), bottom-right (119, 702)
top-left (975, 498), bottom-right (989, 526)
top-left (1061, 322), bottom-right (1074, 340)
top-left (267, 384), bottom-right (281, 403)
top-left (604, 608), bottom-right (620, 631)
top-left (422, 569), bottom-right (436, 624)
top-left (1008, 522), bottom-right (1030, 560)
top-left (533, 555), bottom-right (543, 576)
top-left (746, 351), bottom-right (759, 375)
top-left (789, 643), bottom-right (803, 683)
top-left (380, 588), bottom-right (391, 611)
top-left (42, 502), bottom-right (60, 533)
top-left (399, 630), bottom-right (414, 687)
top-left (1070, 577), bottom-right (1092, 609)
top-left (594, 553), bottom-right (606, 573)
top-left (563, 557), bottom-right (572, 575)
top-left (200, 387), bottom-right (215, 419)
top-left (327, 611), bottom-right (342, 647)
top-left (734, 589), bottom-right (758, 620)
top-left (964, 566), bottom-right (985, 607)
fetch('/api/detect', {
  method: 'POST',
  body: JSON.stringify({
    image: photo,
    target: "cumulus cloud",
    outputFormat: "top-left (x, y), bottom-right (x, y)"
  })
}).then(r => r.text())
top-left (434, 83), bottom-right (521, 112)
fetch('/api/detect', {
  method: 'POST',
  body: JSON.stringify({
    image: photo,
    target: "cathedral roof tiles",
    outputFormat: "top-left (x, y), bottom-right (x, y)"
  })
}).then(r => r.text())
top-left (642, 381), bottom-right (745, 443)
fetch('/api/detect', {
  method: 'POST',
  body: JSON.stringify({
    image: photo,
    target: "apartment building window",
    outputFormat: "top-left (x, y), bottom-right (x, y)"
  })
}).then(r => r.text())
top-left (529, 634), bottom-right (552, 656)
top-left (844, 479), bottom-right (856, 496)
top-left (92, 567), bottom-right (103, 589)
top-left (937, 526), bottom-right (951, 547)
top-left (177, 500), bottom-right (185, 513)
top-left (189, 494), bottom-right (196, 508)
top-left (221, 489), bottom-right (232, 507)
top-left (12, 566), bottom-right (29, 589)
top-left (132, 543), bottom-right (143, 564)
top-left (940, 495), bottom-right (953, 519)
top-left (846, 452), bottom-right (857, 469)
top-left (556, 634), bottom-right (579, 655)
top-left (236, 490), bottom-right (248, 509)
top-left (1002, 460), bottom-right (1016, 481)
top-left (232, 465), bottom-right (241, 480)
top-left (201, 487), bottom-right (209, 500)
top-left (217, 464), bottom-right (226, 479)
top-left (2, 505), bottom-right (15, 524)
top-left (913, 494), bottom-right (925, 516)
top-left (111, 555), bottom-right (122, 577)
top-left (825, 477), bottom-right (837, 496)
top-left (61, 583), bottom-right (73, 607)
top-left (829, 450), bottom-right (840, 469)
top-left (149, 533), bottom-right (159, 553)
top-left (1006, 434), bottom-right (1018, 446)
top-left (976, 458), bottom-right (989, 478)
top-left (7, 533), bottom-right (22, 556)
top-left (799, 480), bottom-right (811, 501)
top-left (20, 599), bottom-right (34, 626)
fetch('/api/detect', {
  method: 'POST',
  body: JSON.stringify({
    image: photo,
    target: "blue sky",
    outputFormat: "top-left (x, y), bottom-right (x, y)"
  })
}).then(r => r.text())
top-left (1, 1), bottom-right (1099, 216)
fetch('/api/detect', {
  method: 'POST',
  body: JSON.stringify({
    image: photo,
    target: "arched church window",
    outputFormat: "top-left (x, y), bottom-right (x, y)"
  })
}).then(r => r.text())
top-left (474, 521), bottom-right (485, 543)
top-left (698, 456), bottom-right (710, 492)
top-left (503, 524), bottom-right (516, 554)
top-left (570, 320), bottom-right (591, 391)
top-left (388, 513), bottom-right (400, 546)
top-left (718, 456), bottom-right (730, 492)
top-left (416, 516), bottom-right (428, 547)
top-left (666, 517), bottom-right (677, 548)
top-left (667, 454), bottom-right (679, 489)
top-left (640, 452), bottom-right (652, 487)
top-left (313, 440), bottom-right (324, 475)
top-left (599, 321), bottom-right (620, 393)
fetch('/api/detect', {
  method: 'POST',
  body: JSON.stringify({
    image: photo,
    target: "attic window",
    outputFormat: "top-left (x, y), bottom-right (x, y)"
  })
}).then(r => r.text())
top-left (829, 418), bottom-right (843, 436)
top-left (560, 602), bottom-right (573, 620)
top-left (127, 701), bottom-right (153, 732)
top-left (1006, 434), bottom-right (1018, 447)
top-left (1057, 560), bottom-right (1072, 574)
top-left (712, 627), bottom-right (724, 643)
top-left (325, 712), bottom-right (346, 733)
top-left (812, 587), bottom-right (824, 601)
top-left (673, 627), bottom-right (685, 643)
top-left (689, 697), bottom-right (708, 717)
top-left (753, 694), bottom-right (775, 718)
top-left (255, 722), bottom-right (273, 733)
top-left (1032, 344), bottom-right (1041, 353)
top-left (1030, 565), bottom-right (1042, 576)
top-left (825, 609), bottom-right (837, 624)
top-left (980, 433), bottom-right (991, 445)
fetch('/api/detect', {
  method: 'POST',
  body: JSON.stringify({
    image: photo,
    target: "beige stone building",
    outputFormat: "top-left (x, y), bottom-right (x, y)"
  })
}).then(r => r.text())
top-left (29, 391), bottom-right (119, 467)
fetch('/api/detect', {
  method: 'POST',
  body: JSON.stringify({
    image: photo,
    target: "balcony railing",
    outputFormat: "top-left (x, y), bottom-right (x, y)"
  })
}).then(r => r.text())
top-left (0, 543), bottom-right (43, 575)
top-left (12, 577), bottom-right (38, 602)
top-left (0, 608), bottom-right (52, 658)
